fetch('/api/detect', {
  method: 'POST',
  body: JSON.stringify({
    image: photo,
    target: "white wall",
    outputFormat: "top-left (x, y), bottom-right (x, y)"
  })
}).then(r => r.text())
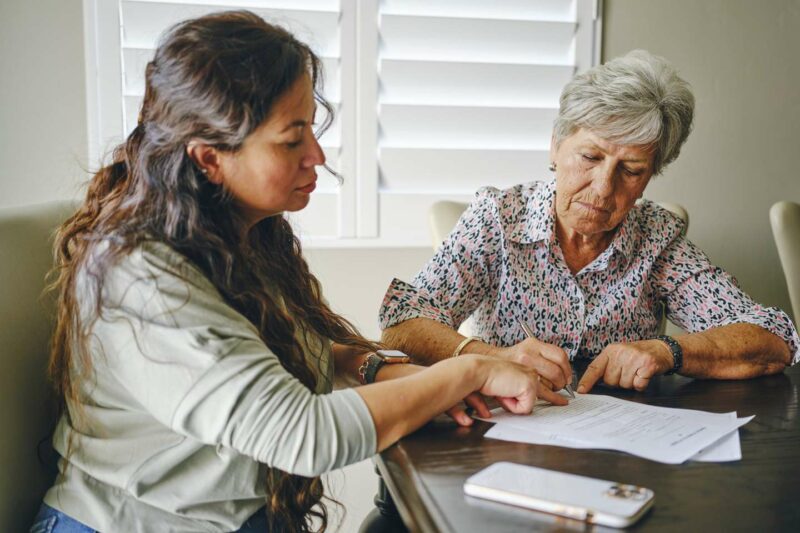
top-left (3, 0), bottom-right (798, 530)
top-left (0, 0), bottom-right (88, 209)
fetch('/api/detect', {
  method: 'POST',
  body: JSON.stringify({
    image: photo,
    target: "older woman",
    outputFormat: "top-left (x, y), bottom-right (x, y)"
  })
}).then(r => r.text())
top-left (380, 50), bottom-right (799, 394)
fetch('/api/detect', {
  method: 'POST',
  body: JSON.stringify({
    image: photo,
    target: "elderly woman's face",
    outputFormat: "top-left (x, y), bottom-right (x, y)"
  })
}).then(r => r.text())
top-left (551, 128), bottom-right (655, 238)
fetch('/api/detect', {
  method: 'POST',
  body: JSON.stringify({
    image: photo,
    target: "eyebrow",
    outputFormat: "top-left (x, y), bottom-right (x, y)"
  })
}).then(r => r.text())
top-left (280, 120), bottom-right (307, 133)
top-left (280, 104), bottom-right (319, 133)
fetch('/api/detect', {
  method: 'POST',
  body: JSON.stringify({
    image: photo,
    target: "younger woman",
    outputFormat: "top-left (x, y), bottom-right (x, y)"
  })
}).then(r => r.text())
top-left (32, 11), bottom-right (564, 533)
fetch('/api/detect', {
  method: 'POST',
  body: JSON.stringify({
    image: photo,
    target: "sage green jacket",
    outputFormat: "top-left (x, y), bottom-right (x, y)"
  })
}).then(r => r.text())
top-left (44, 241), bottom-right (377, 532)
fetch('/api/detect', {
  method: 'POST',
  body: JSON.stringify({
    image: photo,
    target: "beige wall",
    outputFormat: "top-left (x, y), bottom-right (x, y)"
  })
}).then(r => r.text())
top-left (0, 0), bottom-right (88, 209)
top-left (604, 0), bottom-right (800, 322)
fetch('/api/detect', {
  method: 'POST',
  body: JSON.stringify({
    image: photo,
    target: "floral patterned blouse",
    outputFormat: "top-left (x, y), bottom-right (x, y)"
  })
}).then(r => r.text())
top-left (379, 179), bottom-right (800, 363)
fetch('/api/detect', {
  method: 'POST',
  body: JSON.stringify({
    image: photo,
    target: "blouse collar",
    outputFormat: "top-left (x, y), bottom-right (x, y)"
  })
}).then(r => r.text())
top-left (507, 178), bottom-right (638, 262)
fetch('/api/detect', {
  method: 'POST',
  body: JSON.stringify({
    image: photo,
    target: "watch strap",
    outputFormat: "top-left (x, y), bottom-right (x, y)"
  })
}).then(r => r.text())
top-left (359, 350), bottom-right (411, 385)
top-left (364, 353), bottom-right (384, 385)
top-left (654, 335), bottom-right (683, 375)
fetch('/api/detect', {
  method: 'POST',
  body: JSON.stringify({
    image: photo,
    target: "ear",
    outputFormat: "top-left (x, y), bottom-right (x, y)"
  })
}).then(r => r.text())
top-left (186, 142), bottom-right (224, 185)
top-left (549, 133), bottom-right (558, 164)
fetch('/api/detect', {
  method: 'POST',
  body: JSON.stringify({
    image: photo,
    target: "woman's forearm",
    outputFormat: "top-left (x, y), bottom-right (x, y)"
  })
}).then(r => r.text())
top-left (331, 343), bottom-right (370, 388)
top-left (381, 317), bottom-right (497, 365)
top-left (355, 356), bottom-right (484, 451)
top-left (677, 323), bottom-right (790, 379)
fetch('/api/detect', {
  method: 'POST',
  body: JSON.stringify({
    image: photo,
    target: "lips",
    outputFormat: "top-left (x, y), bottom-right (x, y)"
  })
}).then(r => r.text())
top-left (296, 180), bottom-right (317, 194)
top-left (576, 201), bottom-right (610, 213)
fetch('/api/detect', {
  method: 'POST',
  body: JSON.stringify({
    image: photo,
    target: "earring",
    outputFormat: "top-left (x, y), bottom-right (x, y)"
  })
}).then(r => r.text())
top-left (548, 162), bottom-right (557, 172)
top-left (200, 168), bottom-right (208, 175)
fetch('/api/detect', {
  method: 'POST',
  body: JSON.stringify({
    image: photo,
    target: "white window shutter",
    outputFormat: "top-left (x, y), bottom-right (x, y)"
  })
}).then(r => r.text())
top-left (376, 0), bottom-right (601, 245)
top-left (87, 0), bottom-right (349, 238)
top-left (85, 0), bottom-right (601, 247)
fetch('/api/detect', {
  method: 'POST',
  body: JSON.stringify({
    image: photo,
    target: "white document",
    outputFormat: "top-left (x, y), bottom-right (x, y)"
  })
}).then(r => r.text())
top-left (690, 413), bottom-right (742, 462)
top-left (484, 423), bottom-right (742, 462)
top-left (477, 394), bottom-right (753, 464)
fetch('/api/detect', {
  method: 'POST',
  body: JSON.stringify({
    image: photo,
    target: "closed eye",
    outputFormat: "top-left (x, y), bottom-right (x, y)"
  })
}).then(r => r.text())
top-left (623, 167), bottom-right (644, 176)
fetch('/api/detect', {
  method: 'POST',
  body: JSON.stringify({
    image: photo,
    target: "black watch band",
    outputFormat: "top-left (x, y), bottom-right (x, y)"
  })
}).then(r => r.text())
top-left (654, 335), bottom-right (683, 375)
top-left (363, 353), bottom-right (384, 385)
top-left (360, 350), bottom-right (411, 385)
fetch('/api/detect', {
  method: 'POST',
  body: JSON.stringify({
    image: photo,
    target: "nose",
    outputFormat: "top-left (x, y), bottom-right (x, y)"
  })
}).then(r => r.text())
top-left (302, 132), bottom-right (326, 169)
top-left (591, 160), bottom-right (616, 199)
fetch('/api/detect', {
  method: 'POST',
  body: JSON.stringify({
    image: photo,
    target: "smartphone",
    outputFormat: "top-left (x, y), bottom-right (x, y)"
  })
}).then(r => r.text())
top-left (464, 462), bottom-right (654, 528)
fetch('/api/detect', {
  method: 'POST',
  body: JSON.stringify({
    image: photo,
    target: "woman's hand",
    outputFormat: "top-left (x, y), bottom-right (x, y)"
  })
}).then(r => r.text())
top-left (492, 337), bottom-right (573, 391)
top-left (467, 354), bottom-right (569, 414)
top-left (358, 353), bottom-right (569, 453)
top-left (372, 361), bottom-right (493, 427)
top-left (375, 356), bottom-right (568, 426)
top-left (444, 354), bottom-right (571, 425)
top-left (577, 340), bottom-right (674, 393)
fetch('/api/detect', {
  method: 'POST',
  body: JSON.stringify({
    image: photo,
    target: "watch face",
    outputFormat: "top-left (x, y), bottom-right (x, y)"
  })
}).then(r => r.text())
top-left (376, 349), bottom-right (408, 360)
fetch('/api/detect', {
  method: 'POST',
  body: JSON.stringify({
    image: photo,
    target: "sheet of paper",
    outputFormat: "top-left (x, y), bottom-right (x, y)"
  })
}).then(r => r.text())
top-left (690, 413), bottom-right (742, 462)
top-left (477, 394), bottom-right (753, 464)
top-left (484, 422), bottom-right (743, 462)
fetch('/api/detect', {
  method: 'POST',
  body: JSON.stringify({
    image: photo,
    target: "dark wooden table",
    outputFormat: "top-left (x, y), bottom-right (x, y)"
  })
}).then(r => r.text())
top-left (376, 365), bottom-right (800, 532)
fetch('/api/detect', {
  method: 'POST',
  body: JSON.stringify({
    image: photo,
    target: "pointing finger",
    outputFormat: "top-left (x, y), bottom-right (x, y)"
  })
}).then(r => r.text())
top-left (577, 353), bottom-right (609, 393)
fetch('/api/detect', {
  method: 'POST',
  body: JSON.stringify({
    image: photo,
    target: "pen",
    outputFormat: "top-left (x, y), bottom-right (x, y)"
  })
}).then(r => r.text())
top-left (516, 317), bottom-right (576, 399)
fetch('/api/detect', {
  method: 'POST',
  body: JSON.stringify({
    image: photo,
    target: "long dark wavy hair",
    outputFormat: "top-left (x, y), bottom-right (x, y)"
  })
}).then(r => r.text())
top-left (48, 10), bottom-right (377, 532)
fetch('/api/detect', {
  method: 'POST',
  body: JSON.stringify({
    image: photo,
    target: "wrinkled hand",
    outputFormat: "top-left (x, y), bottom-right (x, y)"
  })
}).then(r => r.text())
top-left (494, 337), bottom-right (573, 391)
top-left (577, 340), bottom-right (674, 393)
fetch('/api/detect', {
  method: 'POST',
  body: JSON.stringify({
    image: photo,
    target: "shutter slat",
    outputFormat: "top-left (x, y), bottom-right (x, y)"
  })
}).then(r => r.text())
top-left (380, 14), bottom-right (575, 64)
top-left (121, 1), bottom-right (340, 56)
top-left (380, 104), bottom-right (556, 150)
top-left (379, 148), bottom-right (549, 192)
top-left (130, 0), bottom-right (339, 9)
top-left (380, 59), bottom-right (573, 108)
top-left (382, 0), bottom-right (574, 22)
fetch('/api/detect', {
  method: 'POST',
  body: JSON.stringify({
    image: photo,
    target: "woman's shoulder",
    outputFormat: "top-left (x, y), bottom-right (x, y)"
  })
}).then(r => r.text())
top-left (81, 239), bottom-right (260, 338)
top-left (475, 180), bottom-right (544, 206)
top-left (470, 180), bottom-right (553, 242)
top-left (82, 239), bottom-right (221, 315)
top-left (107, 240), bottom-right (211, 288)
top-left (473, 180), bottom-right (550, 221)
top-left (631, 199), bottom-right (687, 247)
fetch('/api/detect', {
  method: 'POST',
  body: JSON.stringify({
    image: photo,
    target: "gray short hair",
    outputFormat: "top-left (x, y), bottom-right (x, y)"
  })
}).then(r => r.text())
top-left (553, 49), bottom-right (694, 175)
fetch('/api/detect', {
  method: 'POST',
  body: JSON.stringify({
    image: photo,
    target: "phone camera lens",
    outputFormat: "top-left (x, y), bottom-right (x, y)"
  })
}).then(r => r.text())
top-left (606, 484), bottom-right (648, 501)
